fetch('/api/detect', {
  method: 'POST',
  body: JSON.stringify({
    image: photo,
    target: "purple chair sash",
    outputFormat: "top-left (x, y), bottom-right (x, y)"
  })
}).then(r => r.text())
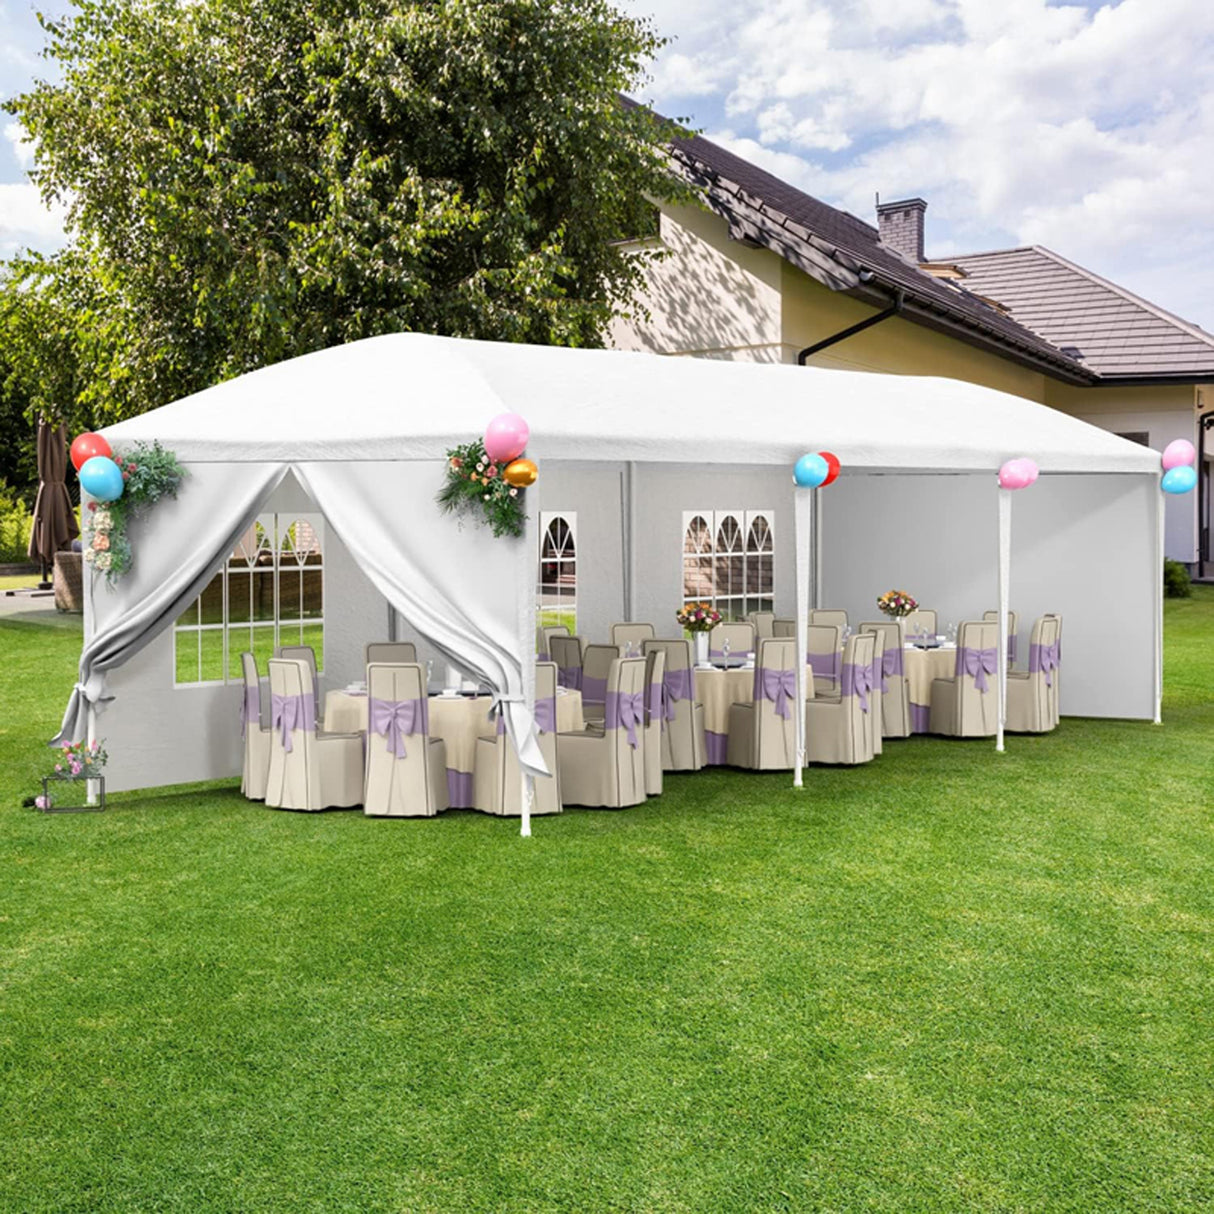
top-left (754, 665), bottom-right (795, 719)
top-left (1028, 640), bottom-right (1061, 686)
top-left (956, 646), bottom-right (998, 693)
top-left (881, 647), bottom-right (903, 691)
top-left (556, 665), bottom-right (582, 691)
top-left (240, 685), bottom-right (260, 738)
top-left (662, 668), bottom-right (696, 718)
top-left (840, 661), bottom-right (874, 712)
top-left (582, 674), bottom-right (607, 705)
top-left (604, 690), bottom-right (645, 748)
top-left (270, 692), bottom-right (316, 752)
top-left (369, 696), bottom-right (427, 759)
top-left (808, 650), bottom-right (840, 681)
top-left (496, 695), bottom-right (556, 736)
top-left (647, 680), bottom-right (668, 728)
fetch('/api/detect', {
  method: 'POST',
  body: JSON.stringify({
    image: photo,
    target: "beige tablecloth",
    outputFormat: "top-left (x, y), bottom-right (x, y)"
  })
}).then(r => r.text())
top-left (697, 664), bottom-right (814, 765)
top-left (902, 645), bottom-right (957, 726)
top-left (323, 689), bottom-right (584, 806)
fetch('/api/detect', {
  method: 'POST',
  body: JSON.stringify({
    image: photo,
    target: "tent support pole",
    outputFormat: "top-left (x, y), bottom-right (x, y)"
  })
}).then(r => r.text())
top-left (624, 461), bottom-right (637, 621)
top-left (519, 479), bottom-right (541, 837)
top-left (793, 489), bottom-right (811, 788)
top-left (1155, 477), bottom-right (1164, 724)
top-left (996, 487), bottom-right (1011, 753)
top-left (86, 704), bottom-right (99, 804)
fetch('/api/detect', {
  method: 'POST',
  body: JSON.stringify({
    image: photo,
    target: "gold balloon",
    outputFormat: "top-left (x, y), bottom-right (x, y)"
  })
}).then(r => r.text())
top-left (504, 458), bottom-right (538, 487)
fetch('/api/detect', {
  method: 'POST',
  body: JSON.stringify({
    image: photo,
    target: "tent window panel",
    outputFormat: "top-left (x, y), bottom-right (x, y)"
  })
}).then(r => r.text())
top-left (172, 513), bottom-right (324, 687)
top-left (683, 510), bottom-right (774, 620)
top-left (538, 512), bottom-right (577, 635)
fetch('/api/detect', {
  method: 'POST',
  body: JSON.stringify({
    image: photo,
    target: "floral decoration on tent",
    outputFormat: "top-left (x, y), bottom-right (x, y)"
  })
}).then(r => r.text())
top-left (437, 413), bottom-right (535, 538)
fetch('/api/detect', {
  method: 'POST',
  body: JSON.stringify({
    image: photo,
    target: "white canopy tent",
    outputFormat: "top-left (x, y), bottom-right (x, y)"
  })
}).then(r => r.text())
top-left (61, 333), bottom-right (1164, 829)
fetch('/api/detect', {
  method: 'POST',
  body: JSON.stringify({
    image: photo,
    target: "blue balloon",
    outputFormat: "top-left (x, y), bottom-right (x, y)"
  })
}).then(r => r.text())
top-left (793, 453), bottom-right (829, 488)
top-left (1161, 465), bottom-right (1197, 495)
top-left (79, 455), bottom-right (125, 502)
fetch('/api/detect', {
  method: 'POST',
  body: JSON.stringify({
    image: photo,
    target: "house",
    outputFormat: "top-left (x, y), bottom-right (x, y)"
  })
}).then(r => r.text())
top-left (610, 121), bottom-right (1214, 573)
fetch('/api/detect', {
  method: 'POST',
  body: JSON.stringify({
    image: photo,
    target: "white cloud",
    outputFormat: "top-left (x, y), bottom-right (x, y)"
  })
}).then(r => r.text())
top-left (0, 181), bottom-right (68, 256)
top-left (620, 0), bottom-right (1214, 329)
top-left (4, 120), bottom-right (35, 168)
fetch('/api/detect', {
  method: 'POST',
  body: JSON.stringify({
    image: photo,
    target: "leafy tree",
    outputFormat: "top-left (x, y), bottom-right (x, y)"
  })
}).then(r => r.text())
top-left (6, 0), bottom-right (690, 423)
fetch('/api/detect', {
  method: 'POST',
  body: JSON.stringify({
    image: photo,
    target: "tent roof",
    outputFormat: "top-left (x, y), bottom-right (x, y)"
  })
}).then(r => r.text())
top-left (102, 332), bottom-right (1159, 474)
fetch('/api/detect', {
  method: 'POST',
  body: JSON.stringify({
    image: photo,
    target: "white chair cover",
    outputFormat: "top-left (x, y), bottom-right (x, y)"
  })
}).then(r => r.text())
top-left (904, 608), bottom-right (937, 639)
top-left (473, 662), bottom-right (561, 815)
top-left (365, 641), bottom-right (417, 666)
top-left (983, 610), bottom-right (1019, 666)
top-left (550, 635), bottom-right (584, 695)
top-left (642, 647), bottom-right (666, 796)
top-left (708, 620), bottom-right (755, 658)
top-left (266, 658), bottom-right (363, 810)
top-left (611, 622), bottom-right (656, 654)
top-left (1006, 616), bottom-right (1060, 733)
top-left (807, 623), bottom-right (842, 694)
top-left (642, 638), bottom-right (705, 771)
top-left (278, 644), bottom-right (319, 712)
top-left (581, 643), bottom-right (619, 721)
top-left (928, 621), bottom-right (998, 737)
top-left (860, 620), bottom-right (910, 739)
top-left (363, 662), bottom-right (449, 817)
top-left (772, 618), bottom-right (796, 638)
top-left (239, 651), bottom-right (271, 800)
top-left (810, 609), bottom-right (848, 631)
top-left (1044, 613), bottom-right (1063, 726)
top-left (725, 637), bottom-right (798, 770)
top-left (804, 633), bottom-right (877, 765)
top-left (557, 657), bottom-right (648, 808)
top-left (537, 624), bottom-right (569, 660)
top-left (748, 610), bottom-right (776, 640)
top-left (865, 627), bottom-right (885, 756)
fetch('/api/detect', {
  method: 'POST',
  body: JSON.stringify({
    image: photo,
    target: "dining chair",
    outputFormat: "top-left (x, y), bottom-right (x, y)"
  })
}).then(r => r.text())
top-left (928, 620), bottom-right (998, 737)
top-left (1005, 615), bottom-right (1059, 734)
top-left (365, 641), bottom-right (417, 667)
top-left (265, 658), bottom-right (363, 811)
top-left (807, 623), bottom-right (842, 694)
top-left (557, 657), bottom-right (648, 808)
top-left (864, 626), bottom-right (885, 756)
top-left (363, 662), bottom-right (449, 817)
top-left (611, 622), bottom-right (656, 654)
top-left (473, 662), bottom-right (562, 816)
top-left (537, 624), bottom-right (569, 660)
top-left (810, 608), bottom-right (848, 631)
top-left (773, 618), bottom-right (796, 638)
top-left (709, 620), bottom-right (755, 658)
top-left (239, 651), bottom-right (271, 800)
top-left (748, 610), bottom-right (776, 640)
top-left (581, 643), bottom-right (618, 722)
top-left (726, 637), bottom-right (799, 770)
top-left (803, 632), bottom-right (878, 765)
top-left (982, 610), bottom-right (1019, 665)
top-left (1044, 613), bottom-right (1063, 725)
top-left (278, 644), bottom-right (319, 712)
top-left (904, 608), bottom-right (937, 639)
top-left (859, 620), bottom-right (910, 738)
top-left (642, 638), bottom-right (705, 771)
top-left (550, 635), bottom-right (584, 693)
top-left (642, 647), bottom-right (666, 796)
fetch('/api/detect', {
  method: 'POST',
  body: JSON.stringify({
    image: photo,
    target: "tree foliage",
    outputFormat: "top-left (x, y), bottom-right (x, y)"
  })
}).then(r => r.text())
top-left (5, 0), bottom-right (690, 423)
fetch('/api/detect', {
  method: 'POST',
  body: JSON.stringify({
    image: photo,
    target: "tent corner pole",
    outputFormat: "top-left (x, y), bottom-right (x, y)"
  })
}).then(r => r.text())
top-left (793, 488), bottom-right (812, 789)
top-left (1154, 475), bottom-right (1164, 725)
top-left (996, 486), bottom-right (1011, 753)
top-left (86, 703), bottom-right (99, 805)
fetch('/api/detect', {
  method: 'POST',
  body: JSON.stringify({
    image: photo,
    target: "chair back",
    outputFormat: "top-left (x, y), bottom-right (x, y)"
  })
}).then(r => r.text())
top-left (839, 632), bottom-right (878, 760)
top-left (240, 651), bottom-right (263, 733)
top-left (709, 620), bottom-right (755, 658)
top-left (863, 627), bottom-right (885, 755)
top-left (807, 623), bottom-right (842, 688)
top-left (611, 622), bottom-right (656, 655)
top-left (266, 658), bottom-right (320, 804)
top-left (365, 641), bottom-right (416, 667)
top-left (1043, 613), bottom-right (1063, 725)
top-left (950, 621), bottom-right (998, 735)
top-left (537, 624), bottom-right (569, 660)
top-left (810, 609), bottom-right (848, 631)
top-left (772, 618), bottom-right (796, 638)
top-left (550, 635), bottom-right (584, 691)
top-left (603, 657), bottom-right (647, 804)
top-left (904, 609), bottom-right (937, 639)
top-left (643, 638), bottom-right (703, 771)
top-left (364, 662), bottom-right (439, 816)
top-left (982, 610), bottom-right (1019, 664)
top-left (860, 620), bottom-right (909, 738)
top-left (278, 644), bottom-right (319, 709)
top-left (752, 637), bottom-right (797, 768)
top-left (1015, 615), bottom-right (1058, 730)
top-left (748, 610), bottom-right (776, 639)
top-left (642, 647), bottom-right (666, 796)
top-left (581, 643), bottom-right (618, 707)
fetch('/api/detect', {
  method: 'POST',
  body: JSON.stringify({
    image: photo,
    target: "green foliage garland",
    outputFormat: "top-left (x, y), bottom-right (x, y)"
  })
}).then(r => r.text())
top-left (83, 441), bottom-right (184, 582)
top-left (437, 440), bottom-right (526, 539)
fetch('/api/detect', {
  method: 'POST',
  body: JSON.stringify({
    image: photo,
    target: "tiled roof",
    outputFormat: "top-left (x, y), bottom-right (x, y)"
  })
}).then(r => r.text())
top-left (947, 247), bottom-right (1214, 379)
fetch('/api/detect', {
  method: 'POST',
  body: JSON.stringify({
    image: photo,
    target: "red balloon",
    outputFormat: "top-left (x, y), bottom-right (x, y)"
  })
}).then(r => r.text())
top-left (819, 451), bottom-right (841, 487)
top-left (70, 432), bottom-right (112, 472)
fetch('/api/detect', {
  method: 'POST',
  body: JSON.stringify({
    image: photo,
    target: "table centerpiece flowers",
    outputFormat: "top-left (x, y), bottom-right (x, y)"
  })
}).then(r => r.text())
top-left (677, 601), bottom-right (722, 668)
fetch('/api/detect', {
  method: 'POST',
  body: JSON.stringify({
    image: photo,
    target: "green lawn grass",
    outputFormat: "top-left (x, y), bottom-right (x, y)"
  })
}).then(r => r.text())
top-left (2, 597), bottom-right (1212, 1211)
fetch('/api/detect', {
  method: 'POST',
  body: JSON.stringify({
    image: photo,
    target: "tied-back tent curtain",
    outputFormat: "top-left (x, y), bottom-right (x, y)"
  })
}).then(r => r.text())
top-left (29, 420), bottom-right (79, 568)
top-left (55, 458), bottom-right (547, 780)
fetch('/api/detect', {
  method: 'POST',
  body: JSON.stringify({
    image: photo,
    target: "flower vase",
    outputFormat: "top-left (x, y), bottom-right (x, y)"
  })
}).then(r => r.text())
top-left (694, 631), bottom-right (710, 668)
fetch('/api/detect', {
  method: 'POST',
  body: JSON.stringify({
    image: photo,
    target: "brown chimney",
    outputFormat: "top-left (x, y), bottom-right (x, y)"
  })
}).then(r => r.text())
top-left (876, 197), bottom-right (927, 263)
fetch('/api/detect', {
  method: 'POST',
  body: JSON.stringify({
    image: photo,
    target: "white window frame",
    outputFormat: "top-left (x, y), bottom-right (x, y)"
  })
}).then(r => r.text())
top-left (173, 512), bottom-right (325, 687)
top-left (538, 511), bottom-right (577, 635)
top-left (682, 509), bottom-right (774, 621)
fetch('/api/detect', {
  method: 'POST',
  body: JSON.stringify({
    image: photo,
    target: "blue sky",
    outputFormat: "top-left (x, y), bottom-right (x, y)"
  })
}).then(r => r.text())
top-left (3, 0), bottom-right (1213, 330)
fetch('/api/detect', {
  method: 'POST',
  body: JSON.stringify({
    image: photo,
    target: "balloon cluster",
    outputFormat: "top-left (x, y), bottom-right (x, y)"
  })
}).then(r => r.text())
top-left (1160, 439), bottom-right (1196, 495)
top-left (484, 413), bottom-right (536, 487)
top-left (998, 457), bottom-right (1039, 490)
top-left (70, 432), bottom-right (125, 502)
top-left (792, 450), bottom-right (841, 489)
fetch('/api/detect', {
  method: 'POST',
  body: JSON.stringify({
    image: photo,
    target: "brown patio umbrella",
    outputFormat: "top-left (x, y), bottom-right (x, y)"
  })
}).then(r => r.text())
top-left (27, 419), bottom-right (79, 586)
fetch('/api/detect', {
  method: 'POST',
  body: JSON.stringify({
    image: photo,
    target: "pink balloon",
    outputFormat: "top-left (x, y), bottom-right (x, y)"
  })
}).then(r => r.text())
top-left (998, 457), bottom-right (1038, 490)
top-left (484, 413), bottom-right (530, 463)
top-left (1161, 439), bottom-right (1196, 470)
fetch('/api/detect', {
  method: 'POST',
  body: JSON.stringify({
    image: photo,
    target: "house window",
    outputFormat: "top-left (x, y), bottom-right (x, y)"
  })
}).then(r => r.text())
top-left (682, 510), bottom-right (774, 620)
top-left (1117, 431), bottom-right (1150, 447)
top-left (538, 512), bottom-right (576, 634)
top-left (174, 513), bottom-right (324, 685)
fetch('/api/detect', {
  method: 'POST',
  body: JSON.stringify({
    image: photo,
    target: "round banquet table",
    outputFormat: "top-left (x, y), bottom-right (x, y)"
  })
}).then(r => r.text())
top-left (696, 664), bottom-right (815, 765)
top-left (901, 644), bottom-right (957, 733)
top-left (324, 688), bottom-right (585, 807)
